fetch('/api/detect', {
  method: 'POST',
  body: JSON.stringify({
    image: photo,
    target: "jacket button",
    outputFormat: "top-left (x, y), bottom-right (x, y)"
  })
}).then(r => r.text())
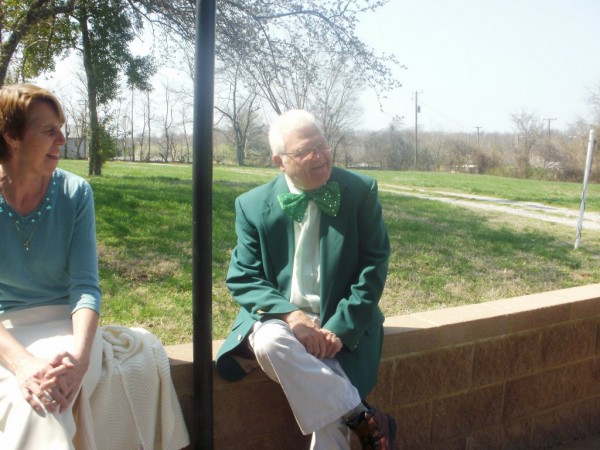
top-left (237, 334), bottom-right (242, 341)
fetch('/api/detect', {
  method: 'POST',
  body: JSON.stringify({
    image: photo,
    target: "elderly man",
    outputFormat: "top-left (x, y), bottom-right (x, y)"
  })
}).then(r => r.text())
top-left (216, 109), bottom-right (395, 450)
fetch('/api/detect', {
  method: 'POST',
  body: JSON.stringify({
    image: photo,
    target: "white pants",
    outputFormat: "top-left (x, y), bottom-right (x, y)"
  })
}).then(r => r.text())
top-left (0, 305), bottom-right (103, 450)
top-left (249, 319), bottom-right (362, 450)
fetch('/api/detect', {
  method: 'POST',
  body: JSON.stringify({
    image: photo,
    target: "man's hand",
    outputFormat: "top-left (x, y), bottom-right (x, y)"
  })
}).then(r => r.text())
top-left (320, 328), bottom-right (343, 358)
top-left (283, 310), bottom-right (343, 359)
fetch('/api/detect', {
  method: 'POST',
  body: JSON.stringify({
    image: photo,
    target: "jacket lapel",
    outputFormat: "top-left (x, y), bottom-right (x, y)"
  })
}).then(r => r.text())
top-left (263, 171), bottom-right (350, 303)
top-left (319, 171), bottom-right (349, 306)
top-left (262, 175), bottom-right (295, 290)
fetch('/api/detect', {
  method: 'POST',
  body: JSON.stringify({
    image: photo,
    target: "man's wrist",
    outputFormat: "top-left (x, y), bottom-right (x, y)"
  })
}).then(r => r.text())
top-left (281, 309), bottom-right (303, 324)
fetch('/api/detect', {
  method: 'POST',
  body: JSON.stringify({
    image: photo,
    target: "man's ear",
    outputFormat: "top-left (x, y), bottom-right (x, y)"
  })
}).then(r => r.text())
top-left (272, 153), bottom-right (285, 171)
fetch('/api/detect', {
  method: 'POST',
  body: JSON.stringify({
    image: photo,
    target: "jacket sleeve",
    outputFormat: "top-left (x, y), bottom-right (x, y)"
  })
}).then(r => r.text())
top-left (322, 178), bottom-right (389, 351)
top-left (226, 196), bottom-right (298, 319)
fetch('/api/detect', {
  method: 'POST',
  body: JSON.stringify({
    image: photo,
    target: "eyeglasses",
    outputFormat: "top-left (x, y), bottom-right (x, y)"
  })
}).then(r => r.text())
top-left (281, 141), bottom-right (330, 159)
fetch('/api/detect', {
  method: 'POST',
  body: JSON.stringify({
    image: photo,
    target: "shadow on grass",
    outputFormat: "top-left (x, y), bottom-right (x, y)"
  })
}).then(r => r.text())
top-left (82, 163), bottom-right (600, 343)
top-left (381, 192), bottom-right (594, 313)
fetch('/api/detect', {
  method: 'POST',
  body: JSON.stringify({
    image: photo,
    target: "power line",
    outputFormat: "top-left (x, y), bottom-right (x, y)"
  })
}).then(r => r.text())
top-left (418, 99), bottom-right (471, 132)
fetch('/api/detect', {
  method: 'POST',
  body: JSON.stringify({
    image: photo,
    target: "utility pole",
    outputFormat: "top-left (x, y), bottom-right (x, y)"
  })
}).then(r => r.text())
top-left (543, 117), bottom-right (557, 139)
top-left (131, 85), bottom-right (135, 161)
top-left (543, 117), bottom-right (557, 168)
top-left (474, 126), bottom-right (482, 149)
top-left (414, 91), bottom-right (421, 170)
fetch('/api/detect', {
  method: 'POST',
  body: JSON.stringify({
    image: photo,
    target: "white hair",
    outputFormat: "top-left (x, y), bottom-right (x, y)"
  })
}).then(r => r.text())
top-left (268, 109), bottom-right (321, 155)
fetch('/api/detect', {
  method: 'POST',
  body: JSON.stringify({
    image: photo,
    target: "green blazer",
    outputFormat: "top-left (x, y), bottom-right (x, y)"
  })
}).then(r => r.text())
top-left (215, 167), bottom-right (390, 398)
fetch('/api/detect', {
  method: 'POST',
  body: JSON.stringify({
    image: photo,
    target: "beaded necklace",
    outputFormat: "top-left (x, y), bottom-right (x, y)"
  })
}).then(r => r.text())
top-left (0, 179), bottom-right (47, 251)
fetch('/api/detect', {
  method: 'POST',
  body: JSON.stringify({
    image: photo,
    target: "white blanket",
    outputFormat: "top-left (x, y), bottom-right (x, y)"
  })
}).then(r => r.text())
top-left (90, 326), bottom-right (190, 450)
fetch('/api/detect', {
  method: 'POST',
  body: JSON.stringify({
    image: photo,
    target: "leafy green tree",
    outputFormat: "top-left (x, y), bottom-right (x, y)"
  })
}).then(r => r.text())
top-left (2, 0), bottom-right (399, 169)
top-left (75, 0), bottom-right (154, 175)
top-left (0, 0), bottom-right (76, 83)
top-left (1, 0), bottom-right (155, 175)
top-left (97, 117), bottom-right (118, 161)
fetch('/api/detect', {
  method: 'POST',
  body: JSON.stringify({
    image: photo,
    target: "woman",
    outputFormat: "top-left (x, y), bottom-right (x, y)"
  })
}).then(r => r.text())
top-left (0, 84), bottom-right (102, 449)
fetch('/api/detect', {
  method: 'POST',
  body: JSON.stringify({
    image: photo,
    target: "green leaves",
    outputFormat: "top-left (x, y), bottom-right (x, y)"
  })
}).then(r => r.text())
top-left (80, 0), bottom-right (156, 104)
top-left (0, 0), bottom-right (77, 83)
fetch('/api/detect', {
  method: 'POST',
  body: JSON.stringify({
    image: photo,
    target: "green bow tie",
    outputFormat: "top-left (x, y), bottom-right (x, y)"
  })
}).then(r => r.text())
top-left (278, 181), bottom-right (341, 222)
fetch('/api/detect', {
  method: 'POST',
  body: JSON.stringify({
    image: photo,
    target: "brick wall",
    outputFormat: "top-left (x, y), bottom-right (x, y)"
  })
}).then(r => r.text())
top-left (167, 283), bottom-right (600, 449)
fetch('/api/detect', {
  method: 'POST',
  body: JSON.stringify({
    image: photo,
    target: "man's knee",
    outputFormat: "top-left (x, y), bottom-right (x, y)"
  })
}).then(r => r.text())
top-left (250, 320), bottom-right (294, 360)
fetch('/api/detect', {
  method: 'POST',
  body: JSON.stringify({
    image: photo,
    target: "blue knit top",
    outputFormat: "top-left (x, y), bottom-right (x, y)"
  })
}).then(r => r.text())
top-left (0, 168), bottom-right (101, 315)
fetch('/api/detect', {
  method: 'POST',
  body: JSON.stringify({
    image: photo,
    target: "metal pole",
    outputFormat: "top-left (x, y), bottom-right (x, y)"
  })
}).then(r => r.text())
top-left (575, 130), bottom-right (596, 249)
top-left (414, 91), bottom-right (418, 170)
top-left (543, 118), bottom-right (557, 168)
top-left (193, 0), bottom-right (216, 448)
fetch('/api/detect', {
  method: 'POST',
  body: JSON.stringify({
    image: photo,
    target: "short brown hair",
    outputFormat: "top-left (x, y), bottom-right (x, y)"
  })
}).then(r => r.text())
top-left (0, 84), bottom-right (65, 162)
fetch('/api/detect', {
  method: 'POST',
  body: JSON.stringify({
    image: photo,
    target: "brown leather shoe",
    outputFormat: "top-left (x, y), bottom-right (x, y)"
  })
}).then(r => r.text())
top-left (346, 406), bottom-right (397, 450)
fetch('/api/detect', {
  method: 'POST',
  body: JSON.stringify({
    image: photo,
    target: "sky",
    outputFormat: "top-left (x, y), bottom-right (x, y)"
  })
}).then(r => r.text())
top-left (355, 0), bottom-right (600, 133)
top-left (34, 0), bottom-right (600, 136)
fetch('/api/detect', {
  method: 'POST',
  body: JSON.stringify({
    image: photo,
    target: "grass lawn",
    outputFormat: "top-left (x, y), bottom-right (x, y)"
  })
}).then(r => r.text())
top-left (58, 160), bottom-right (600, 344)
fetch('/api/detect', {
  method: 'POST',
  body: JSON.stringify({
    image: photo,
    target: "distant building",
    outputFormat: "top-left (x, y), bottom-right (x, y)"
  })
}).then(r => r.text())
top-left (62, 137), bottom-right (87, 159)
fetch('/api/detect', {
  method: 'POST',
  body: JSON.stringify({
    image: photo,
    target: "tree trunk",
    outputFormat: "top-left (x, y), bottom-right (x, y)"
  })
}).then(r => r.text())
top-left (78, 6), bottom-right (102, 176)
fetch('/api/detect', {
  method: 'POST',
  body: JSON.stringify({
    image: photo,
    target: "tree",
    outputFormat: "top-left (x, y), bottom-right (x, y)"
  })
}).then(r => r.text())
top-left (311, 54), bottom-right (364, 164)
top-left (556, 120), bottom-right (598, 182)
top-left (157, 81), bottom-right (175, 162)
top-left (62, 92), bottom-right (88, 159)
top-left (588, 82), bottom-right (600, 125)
top-left (443, 135), bottom-right (476, 172)
top-left (215, 59), bottom-right (263, 166)
top-left (364, 122), bottom-right (409, 170)
top-left (3, 1), bottom-right (399, 170)
top-left (511, 111), bottom-right (542, 178)
top-left (1, 0), bottom-right (156, 175)
top-left (179, 99), bottom-right (192, 164)
top-left (213, 1), bottom-right (400, 115)
top-left (0, 0), bottom-right (76, 84)
top-left (76, 1), bottom-right (155, 175)
top-left (135, 0), bottom-right (400, 136)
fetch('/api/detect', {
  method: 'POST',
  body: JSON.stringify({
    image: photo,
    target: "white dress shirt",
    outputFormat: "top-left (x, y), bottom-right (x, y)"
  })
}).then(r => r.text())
top-left (285, 176), bottom-right (322, 315)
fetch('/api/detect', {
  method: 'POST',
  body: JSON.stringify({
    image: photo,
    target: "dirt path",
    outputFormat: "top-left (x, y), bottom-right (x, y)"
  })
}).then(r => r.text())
top-left (380, 183), bottom-right (600, 232)
top-left (222, 170), bottom-right (600, 232)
